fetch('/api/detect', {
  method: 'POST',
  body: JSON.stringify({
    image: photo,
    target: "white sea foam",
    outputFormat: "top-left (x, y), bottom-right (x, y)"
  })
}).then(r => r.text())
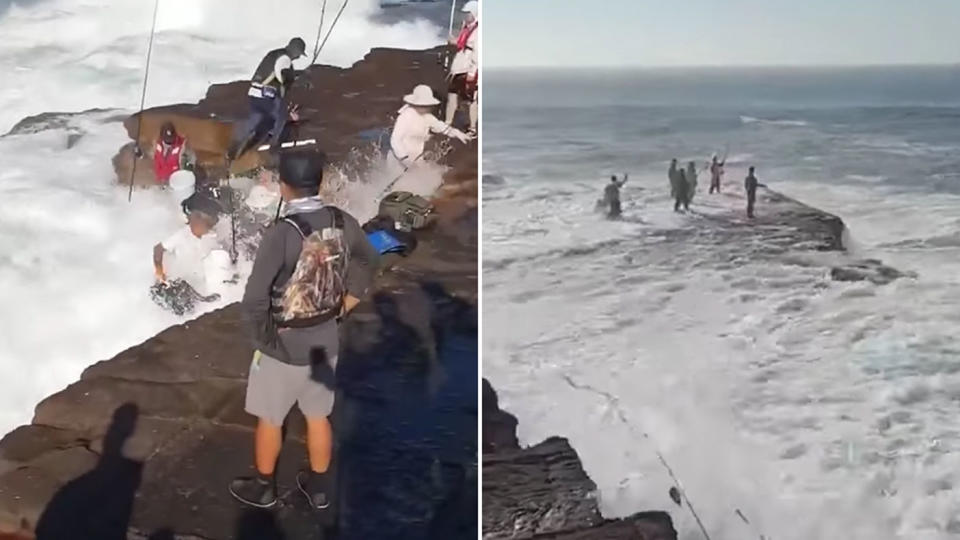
top-left (0, 0), bottom-right (442, 435)
top-left (740, 115), bottom-right (810, 127)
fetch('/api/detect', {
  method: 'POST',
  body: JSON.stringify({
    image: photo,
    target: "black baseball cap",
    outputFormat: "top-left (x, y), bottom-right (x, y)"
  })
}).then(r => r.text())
top-left (279, 150), bottom-right (326, 188)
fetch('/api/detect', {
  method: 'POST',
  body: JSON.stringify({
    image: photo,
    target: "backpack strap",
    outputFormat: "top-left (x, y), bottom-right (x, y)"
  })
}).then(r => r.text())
top-left (282, 207), bottom-right (343, 238)
top-left (282, 213), bottom-right (312, 238)
top-left (328, 206), bottom-right (345, 230)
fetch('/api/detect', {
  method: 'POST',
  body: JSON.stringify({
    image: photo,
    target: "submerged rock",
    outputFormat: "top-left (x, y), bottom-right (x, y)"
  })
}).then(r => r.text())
top-left (830, 259), bottom-right (915, 285)
top-left (4, 108), bottom-right (126, 150)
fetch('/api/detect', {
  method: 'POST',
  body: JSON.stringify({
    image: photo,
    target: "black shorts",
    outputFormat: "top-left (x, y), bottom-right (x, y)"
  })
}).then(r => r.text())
top-left (448, 73), bottom-right (476, 101)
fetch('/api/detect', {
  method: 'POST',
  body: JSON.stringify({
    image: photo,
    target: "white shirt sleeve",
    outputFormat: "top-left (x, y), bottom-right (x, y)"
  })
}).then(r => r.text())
top-left (161, 227), bottom-right (189, 254)
top-left (274, 55), bottom-right (293, 84)
top-left (467, 27), bottom-right (479, 74)
top-left (427, 114), bottom-right (451, 135)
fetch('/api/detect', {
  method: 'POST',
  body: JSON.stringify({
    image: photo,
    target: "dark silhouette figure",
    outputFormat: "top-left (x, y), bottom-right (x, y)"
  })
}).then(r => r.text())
top-left (333, 281), bottom-right (477, 539)
top-left (709, 155), bottom-right (725, 194)
top-left (36, 403), bottom-right (143, 540)
top-left (235, 509), bottom-right (287, 540)
top-left (603, 174), bottom-right (628, 219)
top-left (745, 166), bottom-right (759, 218)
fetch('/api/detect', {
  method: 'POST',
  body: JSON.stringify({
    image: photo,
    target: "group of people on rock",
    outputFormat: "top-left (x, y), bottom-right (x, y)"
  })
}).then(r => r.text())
top-left (143, 0), bottom-right (480, 515)
top-left (668, 154), bottom-right (728, 212)
top-left (148, 1), bottom-right (479, 188)
top-left (599, 153), bottom-right (762, 220)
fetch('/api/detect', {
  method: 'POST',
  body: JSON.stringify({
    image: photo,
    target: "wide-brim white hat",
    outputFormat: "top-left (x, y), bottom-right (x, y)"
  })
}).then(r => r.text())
top-left (461, 1), bottom-right (478, 16)
top-left (403, 84), bottom-right (440, 107)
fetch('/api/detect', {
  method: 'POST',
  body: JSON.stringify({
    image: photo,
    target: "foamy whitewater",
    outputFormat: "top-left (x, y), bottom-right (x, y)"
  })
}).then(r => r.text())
top-left (0, 0), bottom-right (443, 435)
top-left (484, 67), bottom-right (960, 539)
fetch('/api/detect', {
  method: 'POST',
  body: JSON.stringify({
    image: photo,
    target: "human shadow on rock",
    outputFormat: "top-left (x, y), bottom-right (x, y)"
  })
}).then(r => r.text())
top-left (35, 403), bottom-right (143, 540)
top-left (234, 508), bottom-right (287, 540)
top-left (334, 284), bottom-right (477, 540)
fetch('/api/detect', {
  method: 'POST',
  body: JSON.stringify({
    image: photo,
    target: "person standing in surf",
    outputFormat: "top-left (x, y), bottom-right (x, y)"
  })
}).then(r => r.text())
top-left (685, 161), bottom-right (698, 206)
top-left (675, 169), bottom-right (690, 212)
top-left (604, 174), bottom-right (628, 218)
top-left (745, 166), bottom-right (759, 218)
top-left (668, 159), bottom-right (688, 212)
top-left (709, 154), bottom-right (725, 194)
top-left (445, 1), bottom-right (479, 134)
top-left (668, 159), bottom-right (680, 201)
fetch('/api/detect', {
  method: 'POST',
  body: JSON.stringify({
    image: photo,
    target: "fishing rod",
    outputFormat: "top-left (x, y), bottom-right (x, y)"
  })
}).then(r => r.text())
top-left (311, 0), bottom-right (350, 65)
top-left (448, 0), bottom-right (457, 36)
top-left (378, 150), bottom-right (426, 198)
top-left (560, 374), bottom-right (715, 540)
top-left (311, 0), bottom-right (328, 63)
top-left (442, 0), bottom-right (458, 70)
top-left (127, 0), bottom-right (161, 202)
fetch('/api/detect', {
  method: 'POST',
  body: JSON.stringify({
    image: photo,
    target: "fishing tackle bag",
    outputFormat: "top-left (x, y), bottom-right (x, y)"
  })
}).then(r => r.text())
top-left (379, 191), bottom-right (433, 231)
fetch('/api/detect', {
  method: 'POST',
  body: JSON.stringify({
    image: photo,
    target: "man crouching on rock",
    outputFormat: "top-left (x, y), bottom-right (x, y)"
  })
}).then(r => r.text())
top-left (229, 150), bottom-right (378, 510)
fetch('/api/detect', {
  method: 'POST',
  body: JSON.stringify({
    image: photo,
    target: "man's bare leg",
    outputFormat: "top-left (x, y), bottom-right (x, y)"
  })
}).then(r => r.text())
top-left (446, 93), bottom-right (459, 125)
top-left (469, 98), bottom-right (478, 132)
top-left (306, 415), bottom-right (333, 473)
top-left (298, 415), bottom-right (334, 509)
top-left (229, 417), bottom-right (282, 507)
top-left (255, 418), bottom-right (283, 474)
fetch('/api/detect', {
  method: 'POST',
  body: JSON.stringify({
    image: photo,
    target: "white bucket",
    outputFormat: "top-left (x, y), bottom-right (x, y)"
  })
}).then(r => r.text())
top-left (204, 249), bottom-right (233, 295)
top-left (169, 170), bottom-right (196, 202)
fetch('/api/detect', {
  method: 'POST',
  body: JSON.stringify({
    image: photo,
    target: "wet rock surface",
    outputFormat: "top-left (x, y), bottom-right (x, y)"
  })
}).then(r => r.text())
top-left (481, 381), bottom-right (677, 540)
top-left (0, 48), bottom-right (477, 540)
top-left (113, 46), bottom-right (456, 187)
top-left (831, 258), bottom-right (915, 285)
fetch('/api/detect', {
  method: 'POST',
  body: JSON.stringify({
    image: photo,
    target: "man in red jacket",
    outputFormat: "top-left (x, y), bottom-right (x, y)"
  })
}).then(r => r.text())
top-left (152, 122), bottom-right (196, 184)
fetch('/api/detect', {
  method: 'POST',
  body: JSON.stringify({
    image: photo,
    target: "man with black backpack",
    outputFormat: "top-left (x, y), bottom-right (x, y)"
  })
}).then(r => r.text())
top-left (229, 150), bottom-right (378, 510)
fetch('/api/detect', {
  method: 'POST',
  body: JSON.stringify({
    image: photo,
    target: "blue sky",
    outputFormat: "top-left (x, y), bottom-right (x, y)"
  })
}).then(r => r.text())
top-left (483, 0), bottom-right (960, 67)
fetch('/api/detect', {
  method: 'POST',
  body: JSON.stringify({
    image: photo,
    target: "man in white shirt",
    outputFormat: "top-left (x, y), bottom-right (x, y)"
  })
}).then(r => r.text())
top-left (445, 1), bottom-right (478, 134)
top-left (387, 84), bottom-right (471, 195)
top-left (227, 38), bottom-right (306, 161)
top-left (153, 196), bottom-right (222, 294)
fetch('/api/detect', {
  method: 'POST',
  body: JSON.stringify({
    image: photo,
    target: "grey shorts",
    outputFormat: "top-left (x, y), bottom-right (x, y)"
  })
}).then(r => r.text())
top-left (244, 350), bottom-right (338, 426)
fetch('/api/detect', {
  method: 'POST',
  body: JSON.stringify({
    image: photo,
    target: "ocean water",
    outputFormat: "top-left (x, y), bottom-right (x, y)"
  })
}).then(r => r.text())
top-left (483, 67), bottom-right (960, 540)
top-left (0, 0), bottom-right (444, 435)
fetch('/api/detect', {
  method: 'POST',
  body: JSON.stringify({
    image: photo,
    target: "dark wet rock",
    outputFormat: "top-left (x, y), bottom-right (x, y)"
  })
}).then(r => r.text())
top-left (4, 108), bottom-right (122, 136)
top-left (482, 380), bottom-right (677, 540)
top-left (482, 174), bottom-right (506, 186)
top-left (481, 379), bottom-right (518, 453)
top-left (0, 48), bottom-right (477, 540)
top-left (830, 259), bottom-right (915, 285)
top-left (4, 108), bottom-right (126, 150)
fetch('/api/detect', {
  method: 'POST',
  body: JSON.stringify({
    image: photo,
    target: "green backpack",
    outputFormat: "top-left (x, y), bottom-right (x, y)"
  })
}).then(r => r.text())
top-left (378, 191), bottom-right (433, 231)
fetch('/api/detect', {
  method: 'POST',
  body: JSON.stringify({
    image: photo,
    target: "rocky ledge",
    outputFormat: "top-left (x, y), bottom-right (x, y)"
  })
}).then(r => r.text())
top-left (709, 187), bottom-right (909, 285)
top-left (0, 47), bottom-right (477, 540)
top-left (113, 45), bottom-right (455, 186)
top-left (481, 380), bottom-right (677, 540)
